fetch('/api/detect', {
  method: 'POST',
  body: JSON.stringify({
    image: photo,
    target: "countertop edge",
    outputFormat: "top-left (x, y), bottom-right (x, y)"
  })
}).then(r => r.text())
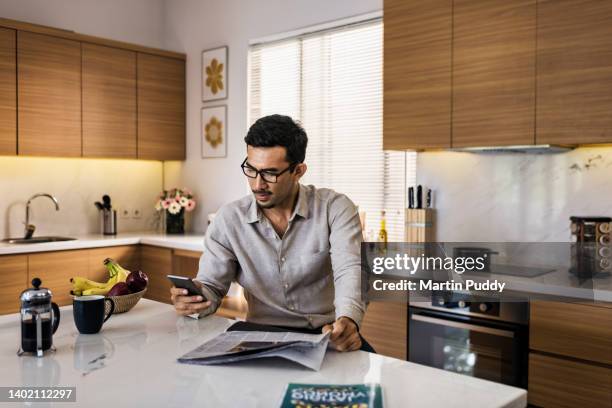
top-left (0, 233), bottom-right (205, 255)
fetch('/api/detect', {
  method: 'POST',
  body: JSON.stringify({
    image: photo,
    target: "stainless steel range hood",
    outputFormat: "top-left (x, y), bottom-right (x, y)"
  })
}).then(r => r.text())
top-left (450, 144), bottom-right (575, 154)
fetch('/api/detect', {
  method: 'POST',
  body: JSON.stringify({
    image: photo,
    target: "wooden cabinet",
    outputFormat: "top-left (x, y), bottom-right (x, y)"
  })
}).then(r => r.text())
top-left (0, 255), bottom-right (28, 314)
top-left (141, 245), bottom-right (173, 303)
top-left (529, 353), bottom-right (612, 408)
top-left (383, 0), bottom-right (452, 150)
top-left (530, 300), bottom-right (612, 365)
top-left (82, 44), bottom-right (137, 158)
top-left (88, 245), bottom-right (140, 283)
top-left (360, 301), bottom-right (407, 360)
top-left (17, 31), bottom-right (81, 157)
top-left (137, 53), bottom-right (185, 160)
top-left (28, 250), bottom-right (89, 307)
top-left (452, 0), bottom-right (535, 147)
top-left (537, 0), bottom-right (612, 145)
top-left (0, 28), bottom-right (16, 155)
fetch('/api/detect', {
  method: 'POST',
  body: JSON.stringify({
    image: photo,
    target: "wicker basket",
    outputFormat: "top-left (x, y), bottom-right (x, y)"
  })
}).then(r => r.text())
top-left (107, 288), bottom-right (147, 314)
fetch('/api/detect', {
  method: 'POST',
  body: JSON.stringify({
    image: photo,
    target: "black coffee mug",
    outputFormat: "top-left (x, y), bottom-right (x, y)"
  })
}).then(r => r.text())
top-left (73, 296), bottom-right (115, 334)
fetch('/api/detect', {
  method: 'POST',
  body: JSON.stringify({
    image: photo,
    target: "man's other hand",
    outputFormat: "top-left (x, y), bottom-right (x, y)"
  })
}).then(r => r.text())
top-left (170, 280), bottom-right (212, 316)
top-left (322, 316), bottom-right (362, 352)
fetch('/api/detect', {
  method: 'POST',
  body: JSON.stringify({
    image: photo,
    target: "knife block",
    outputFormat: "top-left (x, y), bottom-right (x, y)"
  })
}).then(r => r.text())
top-left (405, 209), bottom-right (435, 243)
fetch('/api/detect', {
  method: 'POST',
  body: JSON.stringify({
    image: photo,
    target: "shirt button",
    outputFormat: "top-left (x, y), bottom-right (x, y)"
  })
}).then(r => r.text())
top-left (281, 256), bottom-right (286, 263)
top-left (284, 283), bottom-right (289, 289)
top-left (289, 305), bottom-right (295, 311)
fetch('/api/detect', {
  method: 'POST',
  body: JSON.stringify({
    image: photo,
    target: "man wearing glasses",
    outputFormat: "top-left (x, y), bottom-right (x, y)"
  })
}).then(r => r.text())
top-left (170, 114), bottom-right (370, 352)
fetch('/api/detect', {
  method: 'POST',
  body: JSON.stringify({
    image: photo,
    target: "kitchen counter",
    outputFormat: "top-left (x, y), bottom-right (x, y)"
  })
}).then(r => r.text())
top-left (0, 299), bottom-right (526, 408)
top-left (0, 232), bottom-right (205, 255)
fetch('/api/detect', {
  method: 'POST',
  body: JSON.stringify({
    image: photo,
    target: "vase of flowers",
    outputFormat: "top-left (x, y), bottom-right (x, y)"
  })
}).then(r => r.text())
top-left (155, 188), bottom-right (196, 234)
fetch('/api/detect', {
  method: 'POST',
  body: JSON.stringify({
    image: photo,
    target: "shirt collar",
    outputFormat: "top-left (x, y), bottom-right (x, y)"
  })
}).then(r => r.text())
top-left (245, 184), bottom-right (309, 224)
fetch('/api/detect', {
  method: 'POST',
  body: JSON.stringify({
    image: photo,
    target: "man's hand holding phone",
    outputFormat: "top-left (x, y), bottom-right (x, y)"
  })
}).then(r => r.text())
top-left (169, 278), bottom-right (212, 316)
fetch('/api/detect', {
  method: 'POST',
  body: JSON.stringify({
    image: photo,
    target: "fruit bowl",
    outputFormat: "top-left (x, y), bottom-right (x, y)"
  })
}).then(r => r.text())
top-left (106, 288), bottom-right (147, 314)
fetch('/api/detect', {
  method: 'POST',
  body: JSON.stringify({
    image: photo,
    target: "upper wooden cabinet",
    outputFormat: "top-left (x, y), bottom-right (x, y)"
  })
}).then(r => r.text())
top-left (82, 44), bottom-right (137, 158)
top-left (453, 0), bottom-right (536, 147)
top-left (383, 0), bottom-right (452, 150)
top-left (17, 31), bottom-right (82, 157)
top-left (384, 0), bottom-right (612, 150)
top-left (536, 0), bottom-right (612, 145)
top-left (0, 28), bottom-right (16, 155)
top-left (137, 53), bottom-right (186, 160)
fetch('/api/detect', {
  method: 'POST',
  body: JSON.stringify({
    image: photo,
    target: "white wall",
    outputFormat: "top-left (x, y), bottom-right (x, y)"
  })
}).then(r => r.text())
top-left (0, 0), bottom-right (168, 239)
top-left (0, 0), bottom-right (166, 48)
top-left (162, 0), bottom-right (382, 233)
top-left (417, 147), bottom-right (612, 242)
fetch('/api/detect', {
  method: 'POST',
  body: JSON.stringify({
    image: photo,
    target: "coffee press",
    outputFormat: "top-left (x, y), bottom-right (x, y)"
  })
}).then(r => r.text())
top-left (18, 278), bottom-right (61, 357)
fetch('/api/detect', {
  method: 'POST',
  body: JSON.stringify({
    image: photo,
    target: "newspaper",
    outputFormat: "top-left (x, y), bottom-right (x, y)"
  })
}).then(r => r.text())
top-left (177, 330), bottom-right (330, 370)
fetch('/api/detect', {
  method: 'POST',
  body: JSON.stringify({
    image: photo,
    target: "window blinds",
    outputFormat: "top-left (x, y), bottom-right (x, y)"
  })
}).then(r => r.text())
top-left (248, 19), bottom-right (416, 241)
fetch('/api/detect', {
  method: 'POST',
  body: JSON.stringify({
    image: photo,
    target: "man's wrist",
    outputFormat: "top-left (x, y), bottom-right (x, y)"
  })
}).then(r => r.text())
top-left (338, 315), bottom-right (359, 331)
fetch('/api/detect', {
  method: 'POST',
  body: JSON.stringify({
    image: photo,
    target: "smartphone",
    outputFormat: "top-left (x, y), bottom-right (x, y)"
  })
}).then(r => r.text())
top-left (167, 275), bottom-right (205, 298)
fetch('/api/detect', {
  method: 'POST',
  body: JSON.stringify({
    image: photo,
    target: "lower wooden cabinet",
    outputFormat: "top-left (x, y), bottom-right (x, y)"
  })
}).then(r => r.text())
top-left (529, 353), bottom-right (612, 408)
top-left (141, 245), bottom-right (173, 304)
top-left (530, 300), bottom-right (612, 365)
top-left (28, 250), bottom-right (89, 307)
top-left (0, 255), bottom-right (28, 314)
top-left (360, 301), bottom-right (407, 360)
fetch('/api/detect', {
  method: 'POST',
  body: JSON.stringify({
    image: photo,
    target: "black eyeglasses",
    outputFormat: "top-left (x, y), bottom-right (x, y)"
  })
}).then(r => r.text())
top-left (241, 158), bottom-right (297, 183)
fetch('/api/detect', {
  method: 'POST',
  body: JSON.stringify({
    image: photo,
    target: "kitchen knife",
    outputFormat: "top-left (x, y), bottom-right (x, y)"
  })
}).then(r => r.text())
top-left (416, 185), bottom-right (422, 209)
top-left (426, 188), bottom-right (432, 208)
top-left (94, 201), bottom-right (104, 211)
top-left (408, 187), bottom-right (414, 209)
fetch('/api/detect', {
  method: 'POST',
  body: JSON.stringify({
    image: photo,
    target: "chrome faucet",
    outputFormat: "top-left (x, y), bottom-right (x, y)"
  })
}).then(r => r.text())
top-left (24, 193), bottom-right (60, 239)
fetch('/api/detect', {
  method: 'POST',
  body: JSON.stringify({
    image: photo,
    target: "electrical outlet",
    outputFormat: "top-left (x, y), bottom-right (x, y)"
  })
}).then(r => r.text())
top-left (120, 208), bottom-right (131, 219)
top-left (132, 208), bottom-right (143, 219)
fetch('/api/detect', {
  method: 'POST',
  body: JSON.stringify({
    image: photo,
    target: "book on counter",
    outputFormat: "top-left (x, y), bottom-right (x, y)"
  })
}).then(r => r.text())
top-left (279, 383), bottom-right (383, 408)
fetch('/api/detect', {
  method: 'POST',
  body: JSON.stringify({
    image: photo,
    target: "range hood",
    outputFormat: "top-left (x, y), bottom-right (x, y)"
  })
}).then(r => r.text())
top-left (450, 144), bottom-right (575, 154)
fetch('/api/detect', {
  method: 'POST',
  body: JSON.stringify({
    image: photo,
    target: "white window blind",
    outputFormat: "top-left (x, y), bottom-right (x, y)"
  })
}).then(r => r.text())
top-left (248, 18), bottom-right (416, 241)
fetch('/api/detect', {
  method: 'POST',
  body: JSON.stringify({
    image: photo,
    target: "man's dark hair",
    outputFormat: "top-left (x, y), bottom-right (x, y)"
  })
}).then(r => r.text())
top-left (244, 114), bottom-right (308, 164)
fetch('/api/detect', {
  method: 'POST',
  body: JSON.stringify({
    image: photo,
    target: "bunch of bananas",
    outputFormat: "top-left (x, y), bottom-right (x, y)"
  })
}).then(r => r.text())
top-left (70, 258), bottom-right (130, 296)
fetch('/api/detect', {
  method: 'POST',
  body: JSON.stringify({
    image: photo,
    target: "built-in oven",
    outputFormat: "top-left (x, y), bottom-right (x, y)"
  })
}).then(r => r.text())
top-left (408, 293), bottom-right (528, 388)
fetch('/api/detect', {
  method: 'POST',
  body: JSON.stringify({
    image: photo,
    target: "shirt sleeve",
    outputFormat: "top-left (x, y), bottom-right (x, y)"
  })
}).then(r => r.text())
top-left (194, 211), bottom-right (239, 317)
top-left (328, 194), bottom-right (367, 328)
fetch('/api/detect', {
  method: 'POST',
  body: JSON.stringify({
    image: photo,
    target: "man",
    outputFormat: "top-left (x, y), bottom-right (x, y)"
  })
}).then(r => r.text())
top-left (171, 114), bottom-right (369, 352)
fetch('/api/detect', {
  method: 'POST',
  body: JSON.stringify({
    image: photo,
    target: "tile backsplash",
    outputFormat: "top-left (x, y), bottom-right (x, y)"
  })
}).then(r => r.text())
top-left (0, 157), bottom-right (163, 239)
top-left (417, 147), bottom-right (612, 242)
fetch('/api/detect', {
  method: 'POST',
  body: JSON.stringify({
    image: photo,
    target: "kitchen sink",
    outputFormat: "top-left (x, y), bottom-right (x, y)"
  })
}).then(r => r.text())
top-left (3, 236), bottom-right (77, 244)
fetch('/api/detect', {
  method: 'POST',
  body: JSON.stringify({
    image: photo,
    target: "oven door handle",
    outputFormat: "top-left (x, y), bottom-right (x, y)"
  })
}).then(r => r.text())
top-left (411, 313), bottom-right (515, 338)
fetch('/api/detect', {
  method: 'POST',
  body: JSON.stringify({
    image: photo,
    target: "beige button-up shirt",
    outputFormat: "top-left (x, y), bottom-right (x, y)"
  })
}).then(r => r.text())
top-left (195, 184), bottom-right (366, 329)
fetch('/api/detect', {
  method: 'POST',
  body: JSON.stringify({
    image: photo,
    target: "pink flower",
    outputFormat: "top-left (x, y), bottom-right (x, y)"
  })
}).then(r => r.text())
top-left (162, 199), bottom-right (172, 209)
top-left (175, 194), bottom-right (181, 202)
top-left (185, 199), bottom-right (196, 212)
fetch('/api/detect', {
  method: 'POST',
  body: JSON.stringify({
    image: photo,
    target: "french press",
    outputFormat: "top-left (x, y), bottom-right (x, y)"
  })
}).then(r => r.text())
top-left (18, 278), bottom-right (61, 357)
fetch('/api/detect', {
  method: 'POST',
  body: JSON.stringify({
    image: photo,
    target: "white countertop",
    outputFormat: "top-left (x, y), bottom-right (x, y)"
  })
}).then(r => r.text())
top-left (0, 299), bottom-right (526, 408)
top-left (0, 232), bottom-right (205, 255)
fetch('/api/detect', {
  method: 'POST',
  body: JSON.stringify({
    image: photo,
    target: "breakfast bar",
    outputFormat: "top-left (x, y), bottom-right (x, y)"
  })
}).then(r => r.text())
top-left (0, 299), bottom-right (527, 407)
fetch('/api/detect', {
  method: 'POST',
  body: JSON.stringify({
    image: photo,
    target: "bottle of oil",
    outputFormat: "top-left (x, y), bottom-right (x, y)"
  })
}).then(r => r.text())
top-left (378, 210), bottom-right (388, 252)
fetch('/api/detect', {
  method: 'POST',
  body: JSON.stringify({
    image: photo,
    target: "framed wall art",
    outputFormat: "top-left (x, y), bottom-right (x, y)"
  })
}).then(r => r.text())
top-left (201, 105), bottom-right (227, 158)
top-left (202, 46), bottom-right (228, 102)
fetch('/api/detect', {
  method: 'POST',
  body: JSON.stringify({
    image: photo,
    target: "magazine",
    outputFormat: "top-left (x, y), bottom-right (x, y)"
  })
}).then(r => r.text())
top-left (279, 383), bottom-right (383, 408)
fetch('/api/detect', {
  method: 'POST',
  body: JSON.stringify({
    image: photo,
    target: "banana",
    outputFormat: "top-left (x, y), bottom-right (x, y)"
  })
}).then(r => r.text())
top-left (104, 258), bottom-right (130, 283)
top-left (70, 276), bottom-right (109, 291)
top-left (82, 286), bottom-right (112, 296)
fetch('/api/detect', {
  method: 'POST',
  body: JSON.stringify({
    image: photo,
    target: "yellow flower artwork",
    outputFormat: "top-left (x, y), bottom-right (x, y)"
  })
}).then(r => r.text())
top-left (205, 116), bottom-right (223, 148)
top-left (205, 58), bottom-right (224, 95)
